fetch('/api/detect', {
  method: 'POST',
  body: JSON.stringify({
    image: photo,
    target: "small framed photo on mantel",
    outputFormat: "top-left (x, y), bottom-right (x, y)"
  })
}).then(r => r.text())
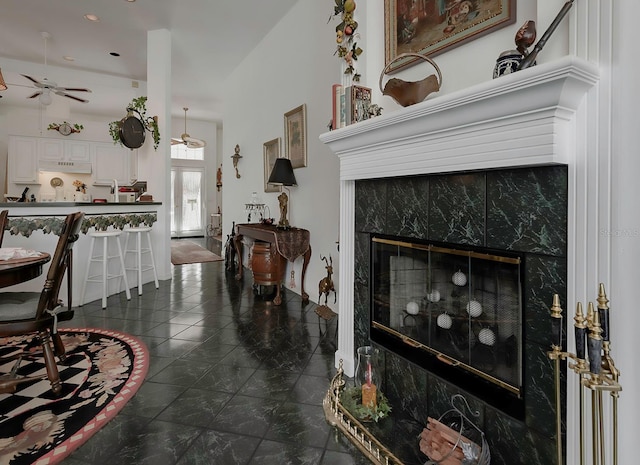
top-left (284, 104), bottom-right (307, 168)
top-left (345, 85), bottom-right (372, 125)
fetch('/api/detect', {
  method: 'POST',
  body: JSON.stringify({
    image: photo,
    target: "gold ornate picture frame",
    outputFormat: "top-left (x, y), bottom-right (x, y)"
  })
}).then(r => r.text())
top-left (284, 104), bottom-right (307, 168)
top-left (384, 0), bottom-right (516, 73)
top-left (263, 138), bottom-right (281, 193)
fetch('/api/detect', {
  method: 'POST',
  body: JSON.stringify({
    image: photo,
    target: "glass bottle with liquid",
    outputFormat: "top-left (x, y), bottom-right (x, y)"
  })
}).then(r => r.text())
top-left (355, 345), bottom-right (381, 408)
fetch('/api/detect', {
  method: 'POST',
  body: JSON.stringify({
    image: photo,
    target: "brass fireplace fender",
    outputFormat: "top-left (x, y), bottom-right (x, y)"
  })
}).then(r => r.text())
top-left (323, 360), bottom-right (404, 465)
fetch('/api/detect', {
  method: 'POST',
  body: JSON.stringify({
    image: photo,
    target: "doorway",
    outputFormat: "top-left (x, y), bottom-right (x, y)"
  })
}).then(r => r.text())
top-left (171, 167), bottom-right (205, 237)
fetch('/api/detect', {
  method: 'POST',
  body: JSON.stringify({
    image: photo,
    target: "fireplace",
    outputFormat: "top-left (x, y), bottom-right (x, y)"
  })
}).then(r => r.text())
top-left (370, 235), bottom-right (524, 417)
top-left (320, 57), bottom-right (598, 464)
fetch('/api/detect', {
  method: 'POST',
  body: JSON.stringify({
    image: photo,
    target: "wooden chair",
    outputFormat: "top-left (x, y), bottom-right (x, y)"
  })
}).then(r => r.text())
top-left (0, 209), bottom-right (8, 247)
top-left (0, 211), bottom-right (84, 395)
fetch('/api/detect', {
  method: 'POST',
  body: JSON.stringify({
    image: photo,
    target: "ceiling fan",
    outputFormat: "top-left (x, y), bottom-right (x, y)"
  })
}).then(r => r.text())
top-left (21, 32), bottom-right (92, 105)
top-left (171, 107), bottom-right (206, 148)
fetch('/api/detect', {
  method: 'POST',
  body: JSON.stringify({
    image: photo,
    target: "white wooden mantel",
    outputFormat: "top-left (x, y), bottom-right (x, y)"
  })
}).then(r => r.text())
top-left (320, 55), bottom-right (599, 378)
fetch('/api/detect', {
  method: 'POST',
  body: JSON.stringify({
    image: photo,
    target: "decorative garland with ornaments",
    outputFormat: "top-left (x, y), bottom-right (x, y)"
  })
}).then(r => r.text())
top-left (330, 0), bottom-right (363, 81)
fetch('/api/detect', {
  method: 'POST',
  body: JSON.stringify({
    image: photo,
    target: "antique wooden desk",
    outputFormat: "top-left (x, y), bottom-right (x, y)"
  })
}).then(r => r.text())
top-left (233, 223), bottom-right (311, 305)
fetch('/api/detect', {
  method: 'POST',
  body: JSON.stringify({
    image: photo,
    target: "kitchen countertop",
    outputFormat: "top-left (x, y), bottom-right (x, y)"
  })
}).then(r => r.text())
top-left (2, 203), bottom-right (163, 305)
top-left (0, 202), bottom-right (162, 207)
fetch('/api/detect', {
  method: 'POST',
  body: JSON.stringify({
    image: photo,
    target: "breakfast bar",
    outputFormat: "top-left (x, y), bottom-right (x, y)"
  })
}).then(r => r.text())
top-left (0, 201), bottom-right (162, 306)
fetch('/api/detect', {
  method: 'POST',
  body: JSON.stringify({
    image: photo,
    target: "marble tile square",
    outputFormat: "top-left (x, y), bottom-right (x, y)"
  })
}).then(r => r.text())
top-left (387, 176), bottom-right (429, 239)
top-left (176, 429), bottom-right (260, 465)
top-left (428, 172), bottom-right (485, 246)
top-left (212, 394), bottom-right (280, 437)
top-left (264, 402), bottom-right (330, 448)
top-left (486, 166), bottom-right (568, 255)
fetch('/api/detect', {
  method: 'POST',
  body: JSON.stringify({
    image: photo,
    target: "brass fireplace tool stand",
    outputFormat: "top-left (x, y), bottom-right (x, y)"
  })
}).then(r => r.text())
top-left (547, 284), bottom-right (622, 465)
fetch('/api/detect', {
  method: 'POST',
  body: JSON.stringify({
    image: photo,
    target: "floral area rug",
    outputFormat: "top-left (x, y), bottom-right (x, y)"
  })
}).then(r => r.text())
top-left (170, 240), bottom-right (223, 265)
top-left (0, 328), bottom-right (148, 465)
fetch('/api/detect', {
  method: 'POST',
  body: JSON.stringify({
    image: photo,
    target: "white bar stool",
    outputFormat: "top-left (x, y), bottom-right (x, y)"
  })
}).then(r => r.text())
top-left (80, 230), bottom-right (131, 309)
top-left (123, 226), bottom-right (159, 295)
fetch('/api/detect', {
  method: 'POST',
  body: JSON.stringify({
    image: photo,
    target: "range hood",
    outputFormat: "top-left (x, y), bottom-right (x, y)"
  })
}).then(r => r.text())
top-left (39, 160), bottom-right (92, 174)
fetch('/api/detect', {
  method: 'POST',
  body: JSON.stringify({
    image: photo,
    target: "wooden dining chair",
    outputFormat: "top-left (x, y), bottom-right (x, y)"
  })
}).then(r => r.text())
top-left (0, 211), bottom-right (84, 395)
top-left (0, 210), bottom-right (8, 247)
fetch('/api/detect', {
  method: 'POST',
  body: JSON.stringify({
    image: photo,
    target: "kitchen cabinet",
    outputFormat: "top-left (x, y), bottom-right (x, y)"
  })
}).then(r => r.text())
top-left (38, 139), bottom-right (91, 163)
top-left (8, 136), bottom-right (135, 186)
top-left (8, 136), bottom-right (39, 184)
top-left (92, 142), bottom-right (137, 186)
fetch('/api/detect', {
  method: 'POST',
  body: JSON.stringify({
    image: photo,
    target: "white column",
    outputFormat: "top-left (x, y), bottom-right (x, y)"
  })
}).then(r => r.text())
top-left (566, 1), bottom-right (617, 464)
top-left (608, 3), bottom-right (637, 465)
top-left (145, 29), bottom-right (172, 280)
top-left (335, 178), bottom-right (356, 376)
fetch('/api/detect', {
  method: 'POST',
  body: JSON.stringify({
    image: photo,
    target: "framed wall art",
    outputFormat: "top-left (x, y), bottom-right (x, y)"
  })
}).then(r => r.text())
top-left (263, 138), bottom-right (281, 193)
top-left (284, 104), bottom-right (307, 168)
top-left (384, 0), bottom-right (516, 72)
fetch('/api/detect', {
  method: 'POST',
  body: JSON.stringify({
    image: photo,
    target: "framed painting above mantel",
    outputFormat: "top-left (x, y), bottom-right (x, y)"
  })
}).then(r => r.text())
top-left (384, 0), bottom-right (516, 73)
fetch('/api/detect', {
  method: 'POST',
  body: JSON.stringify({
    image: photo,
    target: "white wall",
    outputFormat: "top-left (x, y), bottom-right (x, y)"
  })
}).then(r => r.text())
top-left (221, 0), bottom-right (571, 308)
top-left (0, 57), bottom-right (219, 283)
top-left (611, 1), bottom-right (639, 463)
top-left (0, 104), bottom-right (136, 199)
top-left (0, 40), bottom-right (219, 279)
top-left (222, 0), bottom-right (341, 307)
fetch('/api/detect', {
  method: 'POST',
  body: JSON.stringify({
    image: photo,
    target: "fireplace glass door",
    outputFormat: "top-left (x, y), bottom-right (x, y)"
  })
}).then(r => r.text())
top-left (371, 236), bottom-right (523, 396)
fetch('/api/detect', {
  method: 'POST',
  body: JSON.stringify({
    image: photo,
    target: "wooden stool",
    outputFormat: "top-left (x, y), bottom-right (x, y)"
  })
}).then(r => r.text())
top-left (80, 231), bottom-right (131, 308)
top-left (123, 226), bottom-right (159, 295)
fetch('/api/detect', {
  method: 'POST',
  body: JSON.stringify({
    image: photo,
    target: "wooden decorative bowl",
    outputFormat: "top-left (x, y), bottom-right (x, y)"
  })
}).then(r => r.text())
top-left (379, 53), bottom-right (442, 107)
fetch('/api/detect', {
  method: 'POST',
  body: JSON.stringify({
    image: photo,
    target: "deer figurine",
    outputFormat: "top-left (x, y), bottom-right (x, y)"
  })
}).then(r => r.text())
top-left (318, 255), bottom-right (336, 305)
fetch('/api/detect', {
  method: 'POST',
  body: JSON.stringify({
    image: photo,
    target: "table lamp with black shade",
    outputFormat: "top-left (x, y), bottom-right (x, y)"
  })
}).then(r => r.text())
top-left (268, 158), bottom-right (297, 229)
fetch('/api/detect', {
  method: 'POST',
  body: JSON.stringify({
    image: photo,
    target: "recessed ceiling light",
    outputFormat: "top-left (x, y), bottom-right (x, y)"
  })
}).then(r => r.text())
top-left (126, 0), bottom-right (136, 2)
top-left (63, 56), bottom-right (75, 62)
top-left (110, 52), bottom-right (121, 57)
top-left (84, 14), bottom-right (100, 22)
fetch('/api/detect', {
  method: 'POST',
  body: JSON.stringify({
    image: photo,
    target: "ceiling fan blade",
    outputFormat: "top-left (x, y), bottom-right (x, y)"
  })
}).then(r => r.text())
top-left (59, 93), bottom-right (89, 103)
top-left (186, 140), bottom-right (206, 149)
top-left (184, 136), bottom-right (206, 148)
top-left (27, 91), bottom-right (42, 99)
top-left (21, 74), bottom-right (42, 85)
top-left (171, 138), bottom-right (183, 145)
top-left (56, 86), bottom-right (92, 93)
top-left (5, 82), bottom-right (36, 89)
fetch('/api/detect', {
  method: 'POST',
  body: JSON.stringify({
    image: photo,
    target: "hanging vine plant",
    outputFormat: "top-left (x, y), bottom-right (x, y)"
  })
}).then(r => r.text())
top-left (109, 96), bottom-right (160, 150)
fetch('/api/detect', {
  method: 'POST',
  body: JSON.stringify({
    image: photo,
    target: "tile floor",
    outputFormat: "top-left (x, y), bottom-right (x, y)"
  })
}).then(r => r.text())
top-left (60, 238), bottom-right (368, 465)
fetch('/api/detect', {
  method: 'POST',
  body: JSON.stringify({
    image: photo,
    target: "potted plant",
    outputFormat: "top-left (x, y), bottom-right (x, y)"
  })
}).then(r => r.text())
top-left (109, 96), bottom-right (160, 150)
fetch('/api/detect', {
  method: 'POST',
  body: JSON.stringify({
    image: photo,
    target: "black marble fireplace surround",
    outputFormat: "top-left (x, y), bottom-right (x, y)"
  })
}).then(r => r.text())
top-left (353, 165), bottom-right (568, 465)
